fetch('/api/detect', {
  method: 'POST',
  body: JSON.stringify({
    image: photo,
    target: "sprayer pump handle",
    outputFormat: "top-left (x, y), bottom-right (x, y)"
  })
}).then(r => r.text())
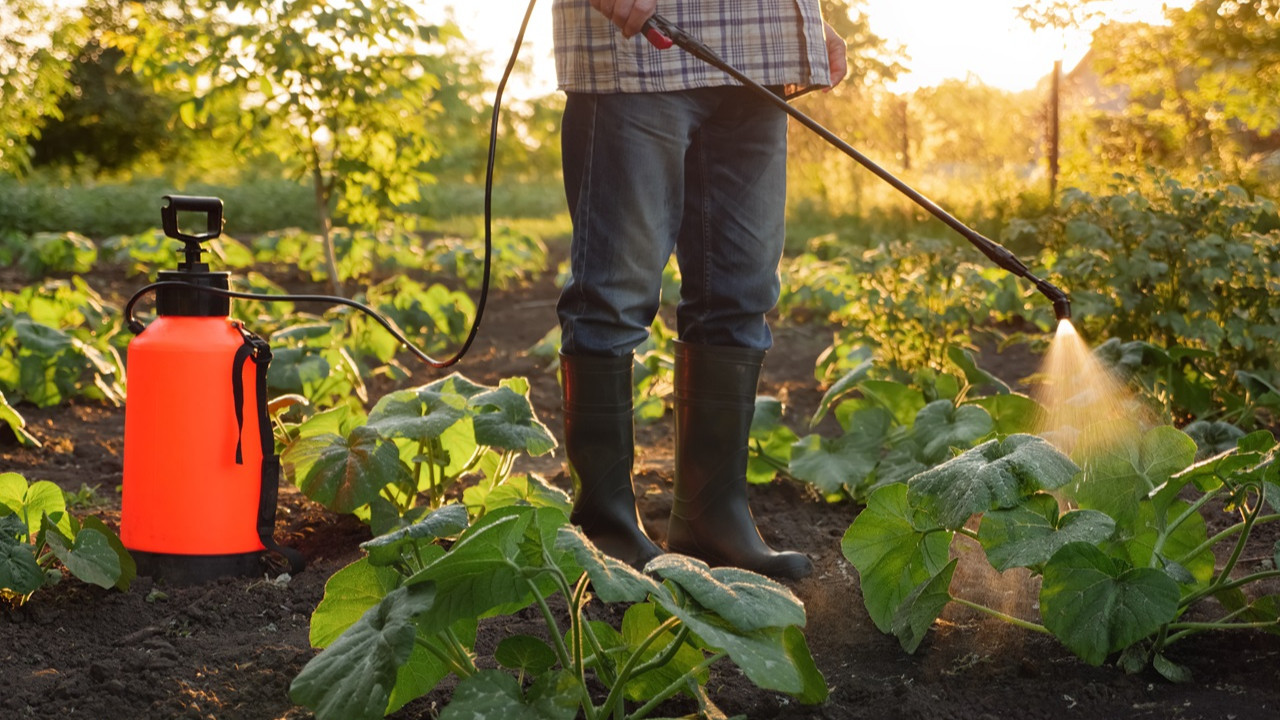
top-left (162, 195), bottom-right (224, 266)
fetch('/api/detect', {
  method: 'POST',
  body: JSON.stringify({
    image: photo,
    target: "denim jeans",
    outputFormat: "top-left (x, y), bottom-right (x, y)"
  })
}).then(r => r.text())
top-left (557, 87), bottom-right (788, 357)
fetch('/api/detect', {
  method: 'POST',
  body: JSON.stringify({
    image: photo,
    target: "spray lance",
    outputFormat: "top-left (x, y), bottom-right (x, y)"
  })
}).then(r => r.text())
top-left (641, 13), bottom-right (1072, 321)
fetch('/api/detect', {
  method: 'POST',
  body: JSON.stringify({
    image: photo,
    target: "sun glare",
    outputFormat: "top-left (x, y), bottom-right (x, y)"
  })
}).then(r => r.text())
top-left (442, 0), bottom-right (1193, 98)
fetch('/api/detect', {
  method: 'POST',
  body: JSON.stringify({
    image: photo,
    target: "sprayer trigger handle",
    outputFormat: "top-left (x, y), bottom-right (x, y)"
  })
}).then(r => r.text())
top-left (642, 19), bottom-right (673, 49)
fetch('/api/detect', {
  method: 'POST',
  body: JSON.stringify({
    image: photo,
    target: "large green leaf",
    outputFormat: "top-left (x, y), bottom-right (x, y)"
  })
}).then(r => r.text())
top-left (842, 484), bottom-right (952, 632)
top-left (977, 493), bottom-right (1116, 571)
top-left (1040, 543), bottom-right (1181, 666)
top-left (1123, 500), bottom-right (1214, 588)
top-left (470, 386), bottom-right (556, 456)
top-left (810, 358), bottom-right (873, 427)
top-left (0, 536), bottom-right (43, 594)
top-left (789, 407), bottom-right (891, 494)
top-left (290, 582), bottom-right (437, 720)
top-left (891, 559), bottom-right (957, 653)
top-left (555, 526), bottom-right (661, 604)
top-left (408, 507), bottom-right (573, 635)
top-left (439, 669), bottom-right (578, 720)
top-left (966, 393), bottom-right (1042, 436)
top-left (79, 515), bottom-right (136, 591)
top-left (18, 480), bottom-right (66, 540)
top-left (494, 635), bottom-right (558, 677)
top-left (652, 594), bottom-right (827, 705)
top-left (44, 525), bottom-right (121, 589)
top-left (1070, 426), bottom-right (1196, 530)
top-left (947, 346), bottom-right (1011, 394)
top-left (310, 558), bottom-right (406, 648)
top-left (912, 400), bottom-right (994, 463)
top-left (367, 386), bottom-right (468, 443)
top-left (290, 426), bottom-right (410, 514)
top-left (907, 434), bottom-right (1080, 530)
top-left (860, 380), bottom-right (926, 427)
top-left (361, 504), bottom-right (469, 568)
top-left (463, 473), bottom-right (572, 516)
top-left (646, 554), bottom-right (807, 632)
top-left (0, 392), bottom-right (41, 447)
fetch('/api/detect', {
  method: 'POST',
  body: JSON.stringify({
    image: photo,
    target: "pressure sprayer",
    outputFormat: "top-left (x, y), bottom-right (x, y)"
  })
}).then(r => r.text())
top-left (118, 194), bottom-right (495, 585)
top-left (639, 13), bottom-right (1072, 321)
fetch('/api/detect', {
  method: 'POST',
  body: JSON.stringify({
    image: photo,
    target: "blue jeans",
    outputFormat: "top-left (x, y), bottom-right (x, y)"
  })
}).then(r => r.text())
top-left (557, 87), bottom-right (788, 357)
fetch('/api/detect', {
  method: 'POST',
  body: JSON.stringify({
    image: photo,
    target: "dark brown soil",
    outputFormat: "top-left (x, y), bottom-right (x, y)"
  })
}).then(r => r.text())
top-left (3, 259), bottom-right (1279, 720)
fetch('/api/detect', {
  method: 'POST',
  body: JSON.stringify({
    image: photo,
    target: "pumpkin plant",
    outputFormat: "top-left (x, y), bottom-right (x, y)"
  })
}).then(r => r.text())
top-left (843, 427), bottom-right (1280, 678)
top-left (1, 472), bottom-right (135, 605)
top-left (290, 503), bottom-right (826, 720)
top-left (281, 373), bottom-right (555, 535)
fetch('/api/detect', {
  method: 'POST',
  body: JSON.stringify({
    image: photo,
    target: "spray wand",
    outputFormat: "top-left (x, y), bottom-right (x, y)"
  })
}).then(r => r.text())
top-left (642, 14), bottom-right (1071, 321)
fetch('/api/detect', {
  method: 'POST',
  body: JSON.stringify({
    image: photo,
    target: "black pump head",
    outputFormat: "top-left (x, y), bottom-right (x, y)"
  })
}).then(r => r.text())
top-left (161, 195), bottom-right (224, 271)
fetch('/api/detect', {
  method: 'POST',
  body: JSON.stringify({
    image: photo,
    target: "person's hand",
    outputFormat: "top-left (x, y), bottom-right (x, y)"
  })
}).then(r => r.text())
top-left (589, 0), bottom-right (657, 39)
top-left (823, 22), bottom-right (848, 89)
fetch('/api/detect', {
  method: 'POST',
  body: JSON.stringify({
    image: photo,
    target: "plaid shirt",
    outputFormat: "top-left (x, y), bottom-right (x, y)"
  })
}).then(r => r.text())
top-left (552, 0), bottom-right (830, 94)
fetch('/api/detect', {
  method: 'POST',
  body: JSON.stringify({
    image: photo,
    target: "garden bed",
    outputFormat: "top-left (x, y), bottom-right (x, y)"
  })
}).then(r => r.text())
top-left (3, 265), bottom-right (1279, 720)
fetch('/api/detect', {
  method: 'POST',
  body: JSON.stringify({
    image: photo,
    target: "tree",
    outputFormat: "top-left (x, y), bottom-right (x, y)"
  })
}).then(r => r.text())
top-left (30, 3), bottom-right (178, 172)
top-left (125, 0), bottom-right (456, 295)
top-left (0, 1), bottom-right (85, 175)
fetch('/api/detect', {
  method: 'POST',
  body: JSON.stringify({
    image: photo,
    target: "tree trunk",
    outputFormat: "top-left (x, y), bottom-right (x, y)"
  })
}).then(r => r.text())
top-left (312, 165), bottom-right (342, 297)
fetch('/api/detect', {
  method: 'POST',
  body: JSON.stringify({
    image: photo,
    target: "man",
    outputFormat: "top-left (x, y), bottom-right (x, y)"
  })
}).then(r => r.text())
top-left (554, 0), bottom-right (847, 580)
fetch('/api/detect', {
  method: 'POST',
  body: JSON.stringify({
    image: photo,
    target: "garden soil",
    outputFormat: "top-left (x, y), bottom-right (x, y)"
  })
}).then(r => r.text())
top-left (3, 259), bottom-right (1279, 720)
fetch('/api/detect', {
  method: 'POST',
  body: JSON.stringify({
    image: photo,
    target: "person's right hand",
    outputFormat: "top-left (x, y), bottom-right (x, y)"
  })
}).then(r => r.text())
top-left (589, 0), bottom-right (657, 39)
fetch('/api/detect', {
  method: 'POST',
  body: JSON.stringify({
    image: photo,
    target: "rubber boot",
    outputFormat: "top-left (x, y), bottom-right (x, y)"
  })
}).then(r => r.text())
top-left (561, 352), bottom-right (663, 569)
top-left (667, 341), bottom-right (813, 580)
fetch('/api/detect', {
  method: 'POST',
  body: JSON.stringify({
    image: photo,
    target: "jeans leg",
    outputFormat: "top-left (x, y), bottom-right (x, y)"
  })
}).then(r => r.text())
top-left (674, 87), bottom-right (788, 351)
top-left (559, 91), bottom-right (710, 357)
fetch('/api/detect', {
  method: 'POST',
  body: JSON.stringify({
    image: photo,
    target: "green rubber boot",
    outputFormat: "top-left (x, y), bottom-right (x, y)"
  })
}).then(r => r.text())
top-left (666, 341), bottom-right (813, 581)
top-left (561, 352), bottom-right (662, 569)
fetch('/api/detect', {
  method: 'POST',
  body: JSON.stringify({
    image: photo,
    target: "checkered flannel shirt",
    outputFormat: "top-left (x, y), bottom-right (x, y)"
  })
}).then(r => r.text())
top-left (552, 0), bottom-right (831, 94)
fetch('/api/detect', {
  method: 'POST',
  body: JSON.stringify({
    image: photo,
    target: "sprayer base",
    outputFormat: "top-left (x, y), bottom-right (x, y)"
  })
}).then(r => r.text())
top-left (130, 549), bottom-right (265, 586)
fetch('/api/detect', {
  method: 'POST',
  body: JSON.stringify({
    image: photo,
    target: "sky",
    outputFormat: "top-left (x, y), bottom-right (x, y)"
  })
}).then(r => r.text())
top-left (431, 0), bottom-right (1191, 97)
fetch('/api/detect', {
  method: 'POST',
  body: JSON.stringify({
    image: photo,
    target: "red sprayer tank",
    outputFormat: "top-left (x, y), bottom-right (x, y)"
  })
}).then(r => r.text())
top-left (121, 195), bottom-right (300, 584)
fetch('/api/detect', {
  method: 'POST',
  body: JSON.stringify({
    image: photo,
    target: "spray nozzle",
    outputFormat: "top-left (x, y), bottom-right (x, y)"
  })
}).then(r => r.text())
top-left (162, 195), bottom-right (223, 271)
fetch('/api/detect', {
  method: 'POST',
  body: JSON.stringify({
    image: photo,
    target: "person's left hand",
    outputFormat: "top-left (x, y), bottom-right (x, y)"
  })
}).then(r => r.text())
top-left (824, 22), bottom-right (848, 89)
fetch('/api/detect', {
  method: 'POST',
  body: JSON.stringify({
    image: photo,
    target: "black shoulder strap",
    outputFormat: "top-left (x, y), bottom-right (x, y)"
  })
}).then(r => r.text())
top-left (232, 324), bottom-right (305, 575)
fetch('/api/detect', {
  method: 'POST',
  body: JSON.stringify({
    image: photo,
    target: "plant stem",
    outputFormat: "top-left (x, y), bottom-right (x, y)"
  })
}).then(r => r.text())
top-left (626, 653), bottom-right (724, 720)
top-left (952, 597), bottom-right (1052, 635)
top-left (1152, 487), bottom-right (1222, 566)
top-left (601, 616), bottom-right (683, 717)
top-left (1164, 619), bottom-right (1280, 645)
top-left (630, 626), bottom-right (692, 679)
top-left (524, 573), bottom-right (598, 720)
top-left (415, 635), bottom-right (474, 679)
top-left (441, 627), bottom-right (479, 676)
top-left (1178, 513), bottom-right (1280, 567)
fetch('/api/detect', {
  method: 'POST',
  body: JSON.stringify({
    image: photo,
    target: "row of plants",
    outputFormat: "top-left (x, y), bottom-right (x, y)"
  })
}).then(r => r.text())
top-left (844, 424), bottom-right (1279, 679)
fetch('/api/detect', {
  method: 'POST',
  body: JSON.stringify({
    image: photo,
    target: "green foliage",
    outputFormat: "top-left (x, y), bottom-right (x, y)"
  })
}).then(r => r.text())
top-left (292, 504), bottom-right (826, 720)
top-left (282, 374), bottom-right (556, 535)
top-left (0, 278), bottom-right (126, 407)
top-left (0, 1), bottom-right (85, 174)
top-left (0, 472), bottom-right (135, 605)
top-left (781, 233), bottom-right (1034, 382)
top-left (0, 231), bottom-right (98, 278)
top-left (763, 354), bottom-right (1032, 502)
top-left (0, 390), bottom-right (41, 447)
top-left (843, 426), bottom-right (1280, 676)
top-left (1041, 173), bottom-right (1280, 369)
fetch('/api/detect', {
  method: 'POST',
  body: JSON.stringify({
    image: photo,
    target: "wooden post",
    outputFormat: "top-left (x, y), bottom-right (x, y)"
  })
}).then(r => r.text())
top-left (1049, 59), bottom-right (1061, 204)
